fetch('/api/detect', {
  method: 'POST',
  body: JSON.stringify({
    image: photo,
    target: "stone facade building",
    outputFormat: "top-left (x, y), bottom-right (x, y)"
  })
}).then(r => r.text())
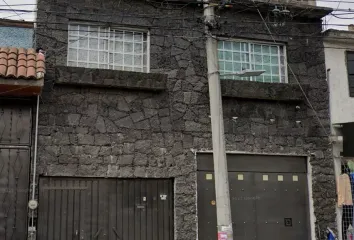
top-left (29, 0), bottom-right (336, 239)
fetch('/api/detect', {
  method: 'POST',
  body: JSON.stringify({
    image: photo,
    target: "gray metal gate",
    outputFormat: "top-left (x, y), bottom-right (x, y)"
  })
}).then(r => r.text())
top-left (37, 177), bottom-right (174, 240)
top-left (197, 154), bottom-right (310, 240)
top-left (0, 103), bottom-right (32, 240)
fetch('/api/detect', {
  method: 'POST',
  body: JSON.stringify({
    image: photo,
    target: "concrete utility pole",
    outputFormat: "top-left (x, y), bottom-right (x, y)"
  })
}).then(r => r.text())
top-left (203, 1), bottom-right (233, 240)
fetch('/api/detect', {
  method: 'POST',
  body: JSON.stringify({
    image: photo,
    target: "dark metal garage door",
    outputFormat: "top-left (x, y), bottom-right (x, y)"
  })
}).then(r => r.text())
top-left (197, 154), bottom-right (310, 240)
top-left (0, 103), bottom-right (32, 240)
top-left (37, 177), bottom-right (174, 240)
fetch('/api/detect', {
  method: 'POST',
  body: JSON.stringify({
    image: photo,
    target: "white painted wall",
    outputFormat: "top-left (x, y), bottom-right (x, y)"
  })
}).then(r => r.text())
top-left (324, 40), bottom-right (354, 124)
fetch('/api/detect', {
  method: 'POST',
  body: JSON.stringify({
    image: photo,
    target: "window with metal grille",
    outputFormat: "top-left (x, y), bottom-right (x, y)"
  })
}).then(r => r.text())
top-left (218, 40), bottom-right (287, 83)
top-left (67, 23), bottom-right (149, 72)
top-left (347, 51), bottom-right (354, 97)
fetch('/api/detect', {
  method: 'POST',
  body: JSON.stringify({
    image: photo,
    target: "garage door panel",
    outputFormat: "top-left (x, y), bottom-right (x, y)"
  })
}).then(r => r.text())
top-left (39, 177), bottom-right (173, 240)
top-left (230, 172), bottom-right (256, 222)
top-left (197, 154), bottom-right (310, 240)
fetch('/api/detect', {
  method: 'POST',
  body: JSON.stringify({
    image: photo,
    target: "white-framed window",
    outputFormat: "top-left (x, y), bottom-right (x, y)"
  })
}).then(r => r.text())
top-left (218, 40), bottom-right (287, 83)
top-left (67, 23), bottom-right (149, 72)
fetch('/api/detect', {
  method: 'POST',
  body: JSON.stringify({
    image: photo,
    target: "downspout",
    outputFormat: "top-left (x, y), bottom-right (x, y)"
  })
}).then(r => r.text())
top-left (30, 95), bottom-right (40, 240)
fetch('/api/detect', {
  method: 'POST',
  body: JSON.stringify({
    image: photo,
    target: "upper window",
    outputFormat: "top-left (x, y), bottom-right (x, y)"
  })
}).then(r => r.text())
top-left (218, 40), bottom-right (287, 83)
top-left (347, 51), bottom-right (354, 97)
top-left (67, 23), bottom-right (149, 72)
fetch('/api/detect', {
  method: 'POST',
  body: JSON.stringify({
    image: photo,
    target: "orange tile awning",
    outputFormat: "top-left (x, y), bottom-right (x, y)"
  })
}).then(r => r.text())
top-left (0, 47), bottom-right (45, 80)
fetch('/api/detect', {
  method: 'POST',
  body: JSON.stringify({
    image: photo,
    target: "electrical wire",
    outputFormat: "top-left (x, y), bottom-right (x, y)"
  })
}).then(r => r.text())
top-left (252, 2), bottom-right (331, 139)
top-left (1, 0), bottom-right (25, 21)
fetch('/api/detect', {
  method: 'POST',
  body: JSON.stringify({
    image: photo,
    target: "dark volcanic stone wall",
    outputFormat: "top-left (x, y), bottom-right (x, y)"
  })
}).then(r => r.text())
top-left (36, 0), bottom-right (336, 238)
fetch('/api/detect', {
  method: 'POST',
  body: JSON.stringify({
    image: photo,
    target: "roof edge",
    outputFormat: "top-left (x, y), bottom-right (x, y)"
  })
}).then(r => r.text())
top-left (0, 19), bottom-right (34, 29)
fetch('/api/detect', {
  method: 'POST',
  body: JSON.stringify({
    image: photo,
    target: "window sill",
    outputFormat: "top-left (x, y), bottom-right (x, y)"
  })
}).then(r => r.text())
top-left (220, 80), bottom-right (309, 102)
top-left (55, 66), bottom-right (167, 91)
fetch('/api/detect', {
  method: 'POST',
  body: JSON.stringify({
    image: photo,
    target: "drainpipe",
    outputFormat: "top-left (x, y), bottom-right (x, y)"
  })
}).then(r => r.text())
top-left (29, 95), bottom-right (40, 240)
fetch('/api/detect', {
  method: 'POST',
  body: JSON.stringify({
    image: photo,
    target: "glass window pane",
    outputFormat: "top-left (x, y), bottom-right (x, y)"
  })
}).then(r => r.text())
top-left (255, 64), bottom-right (263, 70)
top-left (242, 63), bottom-right (250, 70)
top-left (273, 75), bottom-right (280, 83)
top-left (79, 39), bottom-right (88, 48)
top-left (100, 28), bottom-right (109, 38)
top-left (143, 54), bottom-right (147, 65)
top-left (89, 51), bottom-right (99, 62)
top-left (115, 41), bottom-right (123, 52)
top-left (109, 53), bottom-right (114, 63)
top-left (263, 55), bottom-right (270, 64)
top-left (99, 64), bottom-right (108, 69)
top-left (271, 46), bottom-right (278, 54)
top-left (89, 26), bottom-right (98, 37)
top-left (114, 53), bottom-right (123, 65)
top-left (99, 39), bottom-right (108, 50)
top-left (124, 32), bottom-right (134, 41)
top-left (134, 33), bottom-right (143, 42)
top-left (218, 41), bottom-right (223, 49)
top-left (99, 52), bottom-right (108, 63)
top-left (254, 54), bottom-right (262, 64)
top-left (114, 65), bottom-right (124, 70)
top-left (68, 48), bottom-right (77, 61)
top-left (134, 67), bottom-right (143, 72)
top-left (68, 38), bottom-right (79, 48)
top-left (124, 54), bottom-right (133, 65)
top-left (78, 50), bottom-right (88, 61)
top-left (113, 31), bottom-right (124, 40)
top-left (254, 44), bottom-right (262, 53)
top-left (272, 66), bottom-right (279, 75)
top-left (125, 66), bottom-right (133, 71)
top-left (262, 45), bottom-right (270, 54)
top-left (271, 56), bottom-right (279, 64)
top-left (89, 38), bottom-right (98, 49)
top-left (234, 62), bottom-right (241, 71)
top-left (79, 25), bottom-right (88, 36)
top-left (89, 63), bottom-right (98, 68)
top-left (135, 43), bottom-right (143, 54)
top-left (264, 75), bottom-right (272, 83)
top-left (233, 52), bottom-right (240, 61)
top-left (264, 65), bottom-right (271, 73)
top-left (225, 62), bottom-right (232, 71)
top-left (218, 51), bottom-right (224, 60)
top-left (124, 42), bottom-right (133, 53)
top-left (224, 41), bottom-right (232, 50)
top-left (78, 62), bottom-right (87, 68)
top-left (233, 42), bottom-right (240, 51)
top-left (242, 53), bottom-right (249, 62)
top-left (219, 61), bottom-right (225, 71)
top-left (242, 43), bottom-right (249, 51)
top-left (134, 55), bottom-right (142, 66)
top-left (225, 52), bottom-right (232, 61)
top-left (68, 61), bottom-right (77, 67)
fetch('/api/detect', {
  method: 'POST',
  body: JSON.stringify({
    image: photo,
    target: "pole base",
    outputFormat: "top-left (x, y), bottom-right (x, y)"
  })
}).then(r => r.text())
top-left (218, 225), bottom-right (233, 240)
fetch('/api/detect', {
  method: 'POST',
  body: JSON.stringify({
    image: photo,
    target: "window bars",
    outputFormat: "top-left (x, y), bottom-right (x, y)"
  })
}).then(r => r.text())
top-left (217, 40), bottom-right (286, 83)
top-left (67, 24), bottom-right (149, 73)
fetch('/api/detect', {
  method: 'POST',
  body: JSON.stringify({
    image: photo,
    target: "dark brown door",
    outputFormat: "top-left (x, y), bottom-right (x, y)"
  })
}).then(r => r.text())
top-left (37, 177), bottom-right (174, 240)
top-left (0, 103), bottom-right (32, 240)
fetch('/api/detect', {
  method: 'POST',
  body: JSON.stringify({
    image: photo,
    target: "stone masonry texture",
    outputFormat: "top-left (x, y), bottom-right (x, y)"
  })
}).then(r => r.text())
top-left (35, 0), bottom-right (336, 239)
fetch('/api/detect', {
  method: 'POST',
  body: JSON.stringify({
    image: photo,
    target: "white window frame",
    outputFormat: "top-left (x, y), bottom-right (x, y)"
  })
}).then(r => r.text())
top-left (67, 22), bottom-right (150, 73)
top-left (217, 38), bottom-right (288, 83)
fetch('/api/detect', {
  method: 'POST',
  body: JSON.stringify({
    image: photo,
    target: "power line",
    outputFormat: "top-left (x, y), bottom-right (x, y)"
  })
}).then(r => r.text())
top-left (252, 2), bottom-right (330, 139)
top-left (1, 0), bottom-right (25, 21)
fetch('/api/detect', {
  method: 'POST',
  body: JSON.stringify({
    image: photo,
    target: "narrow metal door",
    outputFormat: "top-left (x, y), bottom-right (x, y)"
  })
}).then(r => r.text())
top-left (38, 177), bottom-right (174, 240)
top-left (0, 103), bottom-right (32, 240)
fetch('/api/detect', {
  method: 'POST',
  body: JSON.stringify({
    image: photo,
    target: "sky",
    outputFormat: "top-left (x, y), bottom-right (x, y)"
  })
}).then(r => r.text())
top-left (0, 0), bottom-right (353, 30)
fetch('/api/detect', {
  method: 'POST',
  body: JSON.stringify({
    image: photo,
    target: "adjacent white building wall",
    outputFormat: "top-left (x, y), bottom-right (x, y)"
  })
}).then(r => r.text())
top-left (324, 37), bottom-right (354, 124)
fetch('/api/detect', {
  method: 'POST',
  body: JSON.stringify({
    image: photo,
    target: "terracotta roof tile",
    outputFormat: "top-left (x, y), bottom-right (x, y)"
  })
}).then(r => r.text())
top-left (0, 47), bottom-right (45, 80)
